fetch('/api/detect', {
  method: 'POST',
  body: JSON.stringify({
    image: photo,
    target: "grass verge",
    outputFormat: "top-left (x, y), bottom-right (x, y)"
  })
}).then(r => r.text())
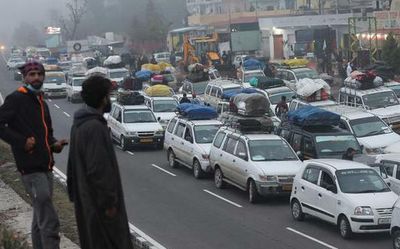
top-left (0, 140), bottom-right (80, 246)
top-left (0, 224), bottom-right (30, 249)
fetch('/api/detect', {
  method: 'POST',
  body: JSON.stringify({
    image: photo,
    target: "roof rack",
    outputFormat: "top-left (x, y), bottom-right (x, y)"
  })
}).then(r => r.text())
top-left (219, 114), bottom-right (274, 134)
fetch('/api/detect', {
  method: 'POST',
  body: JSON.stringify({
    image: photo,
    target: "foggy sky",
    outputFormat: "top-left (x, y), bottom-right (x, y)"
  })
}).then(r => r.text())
top-left (0, 0), bottom-right (65, 45)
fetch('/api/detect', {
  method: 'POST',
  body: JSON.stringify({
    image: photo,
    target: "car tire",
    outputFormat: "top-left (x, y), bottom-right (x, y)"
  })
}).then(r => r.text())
top-left (248, 179), bottom-right (260, 204)
top-left (120, 135), bottom-right (127, 151)
top-left (214, 167), bottom-right (225, 189)
top-left (168, 149), bottom-right (178, 168)
top-left (393, 230), bottom-right (400, 249)
top-left (291, 199), bottom-right (305, 221)
top-left (193, 159), bottom-right (204, 179)
top-left (338, 215), bottom-right (353, 239)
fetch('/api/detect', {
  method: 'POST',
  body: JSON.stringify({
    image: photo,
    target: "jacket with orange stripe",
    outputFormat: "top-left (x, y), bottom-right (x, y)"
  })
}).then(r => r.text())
top-left (0, 87), bottom-right (57, 174)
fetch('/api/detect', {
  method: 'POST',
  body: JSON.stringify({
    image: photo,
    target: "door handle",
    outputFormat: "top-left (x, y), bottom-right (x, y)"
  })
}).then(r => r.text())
top-left (171, 138), bottom-right (174, 140)
top-left (301, 186), bottom-right (305, 190)
top-left (318, 193), bottom-right (322, 197)
top-left (233, 159), bottom-right (236, 162)
top-left (181, 142), bottom-right (184, 145)
top-left (219, 154), bottom-right (223, 157)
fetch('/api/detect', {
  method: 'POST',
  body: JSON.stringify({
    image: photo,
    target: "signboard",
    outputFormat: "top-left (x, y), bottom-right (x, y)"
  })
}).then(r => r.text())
top-left (67, 40), bottom-right (89, 53)
top-left (231, 31), bottom-right (260, 52)
top-left (45, 27), bottom-right (61, 35)
top-left (374, 11), bottom-right (400, 29)
top-left (45, 35), bottom-right (60, 48)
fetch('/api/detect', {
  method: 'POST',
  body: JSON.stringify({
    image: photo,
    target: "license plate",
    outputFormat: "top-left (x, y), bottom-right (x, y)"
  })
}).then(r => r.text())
top-left (282, 185), bottom-right (292, 191)
top-left (378, 218), bottom-right (391, 224)
top-left (140, 138), bottom-right (153, 143)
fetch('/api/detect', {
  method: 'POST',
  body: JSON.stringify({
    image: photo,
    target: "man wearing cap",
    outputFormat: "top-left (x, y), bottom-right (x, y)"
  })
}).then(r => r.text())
top-left (0, 61), bottom-right (68, 249)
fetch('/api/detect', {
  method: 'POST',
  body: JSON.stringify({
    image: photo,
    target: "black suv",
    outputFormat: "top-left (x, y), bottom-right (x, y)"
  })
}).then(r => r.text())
top-left (277, 124), bottom-right (362, 160)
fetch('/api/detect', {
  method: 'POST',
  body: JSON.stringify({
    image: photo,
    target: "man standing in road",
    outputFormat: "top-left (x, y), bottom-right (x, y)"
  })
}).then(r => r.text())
top-left (67, 75), bottom-right (133, 249)
top-left (0, 61), bottom-right (68, 249)
top-left (180, 92), bottom-right (191, 104)
top-left (275, 95), bottom-right (289, 119)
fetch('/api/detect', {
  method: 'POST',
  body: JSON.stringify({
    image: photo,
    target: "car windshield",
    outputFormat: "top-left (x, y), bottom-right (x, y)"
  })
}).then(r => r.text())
top-left (244, 72), bottom-right (265, 82)
top-left (387, 85), bottom-right (400, 98)
top-left (349, 116), bottom-right (392, 137)
top-left (363, 91), bottom-right (399, 109)
top-left (249, 140), bottom-right (298, 161)
top-left (294, 69), bottom-right (319, 79)
top-left (44, 75), bottom-right (66, 84)
top-left (336, 169), bottom-right (390, 194)
top-left (110, 71), bottom-right (128, 79)
top-left (192, 82), bottom-right (208, 94)
top-left (269, 92), bottom-right (296, 105)
top-left (194, 124), bottom-right (220, 144)
top-left (223, 86), bottom-right (242, 94)
top-left (72, 78), bottom-right (85, 86)
top-left (124, 110), bottom-right (156, 123)
top-left (153, 100), bottom-right (178, 112)
top-left (316, 135), bottom-right (360, 156)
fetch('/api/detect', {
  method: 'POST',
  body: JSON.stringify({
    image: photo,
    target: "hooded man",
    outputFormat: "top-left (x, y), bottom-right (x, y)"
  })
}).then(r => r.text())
top-left (0, 61), bottom-right (68, 249)
top-left (67, 75), bottom-right (133, 249)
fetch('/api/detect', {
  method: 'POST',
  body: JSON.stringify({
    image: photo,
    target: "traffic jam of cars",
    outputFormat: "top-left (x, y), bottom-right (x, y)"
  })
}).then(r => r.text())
top-left (5, 47), bottom-right (400, 248)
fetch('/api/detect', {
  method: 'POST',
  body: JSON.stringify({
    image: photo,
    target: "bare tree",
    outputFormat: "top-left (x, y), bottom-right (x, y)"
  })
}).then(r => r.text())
top-left (59, 0), bottom-right (88, 40)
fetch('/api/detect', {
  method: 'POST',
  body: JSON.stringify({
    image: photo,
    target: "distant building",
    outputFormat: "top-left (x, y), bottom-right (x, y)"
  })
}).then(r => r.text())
top-left (186, 0), bottom-right (224, 15)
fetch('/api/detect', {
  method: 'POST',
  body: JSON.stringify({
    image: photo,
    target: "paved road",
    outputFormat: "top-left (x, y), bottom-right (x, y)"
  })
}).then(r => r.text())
top-left (0, 61), bottom-right (392, 249)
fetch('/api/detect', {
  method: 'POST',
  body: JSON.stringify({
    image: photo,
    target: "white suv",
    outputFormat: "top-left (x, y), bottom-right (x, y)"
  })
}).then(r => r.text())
top-left (144, 96), bottom-right (178, 129)
top-left (107, 102), bottom-right (164, 150)
top-left (290, 159), bottom-right (397, 239)
top-left (203, 79), bottom-right (242, 108)
top-left (391, 198), bottom-right (400, 249)
top-left (164, 117), bottom-right (222, 178)
top-left (209, 126), bottom-right (302, 203)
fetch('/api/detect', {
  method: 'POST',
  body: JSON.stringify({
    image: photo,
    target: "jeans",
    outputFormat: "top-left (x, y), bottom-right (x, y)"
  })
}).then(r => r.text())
top-left (21, 172), bottom-right (60, 249)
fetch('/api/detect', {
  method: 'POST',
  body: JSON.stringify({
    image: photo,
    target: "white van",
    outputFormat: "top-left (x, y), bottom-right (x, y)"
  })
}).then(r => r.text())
top-left (66, 76), bottom-right (85, 103)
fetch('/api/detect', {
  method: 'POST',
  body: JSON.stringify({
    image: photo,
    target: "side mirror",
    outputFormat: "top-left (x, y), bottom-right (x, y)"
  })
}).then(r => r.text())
top-left (327, 185), bottom-right (337, 194)
top-left (157, 117), bottom-right (161, 121)
top-left (238, 152), bottom-right (248, 161)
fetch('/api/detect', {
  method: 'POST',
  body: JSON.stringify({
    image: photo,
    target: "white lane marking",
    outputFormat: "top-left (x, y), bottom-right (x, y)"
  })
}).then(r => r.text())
top-left (54, 104), bottom-right (60, 109)
top-left (286, 227), bottom-right (338, 249)
top-left (48, 99), bottom-right (52, 102)
top-left (63, 112), bottom-right (71, 117)
top-left (127, 151), bottom-right (134, 156)
top-left (53, 167), bottom-right (166, 249)
top-left (151, 164), bottom-right (176, 177)
top-left (203, 189), bottom-right (243, 208)
top-left (129, 223), bottom-right (167, 249)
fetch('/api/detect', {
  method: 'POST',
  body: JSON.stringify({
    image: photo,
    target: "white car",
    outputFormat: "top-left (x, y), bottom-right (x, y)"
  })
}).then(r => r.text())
top-left (390, 197), bottom-right (400, 249)
top-left (322, 105), bottom-right (400, 154)
top-left (210, 126), bottom-right (303, 203)
top-left (164, 117), bottom-right (222, 178)
top-left (144, 96), bottom-right (178, 129)
top-left (241, 69), bottom-right (265, 84)
top-left (0, 92), bottom-right (3, 106)
top-left (107, 102), bottom-right (164, 150)
top-left (263, 86), bottom-right (296, 115)
top-left (43, 71), bottom-right (67, 98)
top-left (153, 52), bottom-right (171, 63)
top-left (66, 76), bottom-right (85, 103)
top-left (108, 68), bottom-right (129, 88)
top-left (203, 79), bottom-right (242, 108)
top-left (7, 57), bottom-right (25, 70)
top-left (290, 159), bottom-right (397, 239)
top-left (374, 154), bottom-right (400, 195)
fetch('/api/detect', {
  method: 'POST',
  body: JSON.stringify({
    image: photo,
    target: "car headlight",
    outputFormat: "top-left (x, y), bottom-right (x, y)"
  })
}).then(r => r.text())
top-left (155, 129), bottom-right (164, 135)
top-left (259, 175), bottom-right (278, 182)
top-left (365, 147), bottom-right (383, 155)
top-left (354, 206), bottom-right (374, 216)
top-left (127, 131), bottom-right (138, 136)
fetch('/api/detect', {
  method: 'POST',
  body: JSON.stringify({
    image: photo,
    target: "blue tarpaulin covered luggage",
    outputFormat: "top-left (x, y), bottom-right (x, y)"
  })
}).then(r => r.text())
top-left (287, 106), bottom-right (340, 127)
top-left (177, 103), bottom-right (218, 120)
top-left (135, 70), bottom-right (152, 80)
top-left (243, 59), bottom-right (262, 70)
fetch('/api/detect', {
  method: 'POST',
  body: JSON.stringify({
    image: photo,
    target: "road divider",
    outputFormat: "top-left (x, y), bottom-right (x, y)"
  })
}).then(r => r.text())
top-left (54, 104), bottom-right (60, 109)
top-left (286, 227), bottom-right (338, 249)
top-left (203, 189), bottom-right (243, 208)
top-left (127, 151), bottom-right (134, 156)
top-left (63, 112), bottom-right (71, 117)
top-left (151, 164), bottom-right (176, 176)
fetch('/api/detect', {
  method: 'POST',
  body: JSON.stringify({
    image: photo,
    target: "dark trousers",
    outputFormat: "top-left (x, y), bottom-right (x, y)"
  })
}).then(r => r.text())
top-left (22, 172), bottom-right (60, 249)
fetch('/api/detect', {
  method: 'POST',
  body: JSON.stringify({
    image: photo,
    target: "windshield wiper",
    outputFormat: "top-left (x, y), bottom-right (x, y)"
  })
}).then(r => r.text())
top-left (363, 130), bottom-right (384, 137)
top-left (357, 189), bottom-right (387, 193)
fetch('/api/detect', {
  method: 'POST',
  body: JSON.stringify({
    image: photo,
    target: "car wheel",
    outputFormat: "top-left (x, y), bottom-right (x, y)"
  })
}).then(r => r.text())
top-left (214, 167), bottom-right (225, 189)
top-left (120, 135), bottom-right (127, 151)
top-left (291, 199), bottom-right (305, 221)
top-left (168, 150), bottom-right (178, 168)
top-left (248, 179), bottom-right (260, 204)
top-left (338, 215), bottom-right (353, 239)
top-left (193, 159), bottom-right (204, 179)
top-left (393, 230), bottom-right (400, 249)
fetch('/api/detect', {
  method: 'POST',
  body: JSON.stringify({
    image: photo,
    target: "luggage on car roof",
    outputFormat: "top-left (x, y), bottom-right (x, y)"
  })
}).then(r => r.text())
top-left (219, 113), bottom-right (274, 133)
top-left (177, 103), bottom-right (218, 120)
top-left (117, 91), bottom-right (144, 105)
top-left (249, 76), bottom-right (284, 89)
top-left (233, 93), bottom-right (269, 117)
top-left (287, 106), bottom-right (340, 127)
top-left (144, 84), bottom-right (174, 97)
